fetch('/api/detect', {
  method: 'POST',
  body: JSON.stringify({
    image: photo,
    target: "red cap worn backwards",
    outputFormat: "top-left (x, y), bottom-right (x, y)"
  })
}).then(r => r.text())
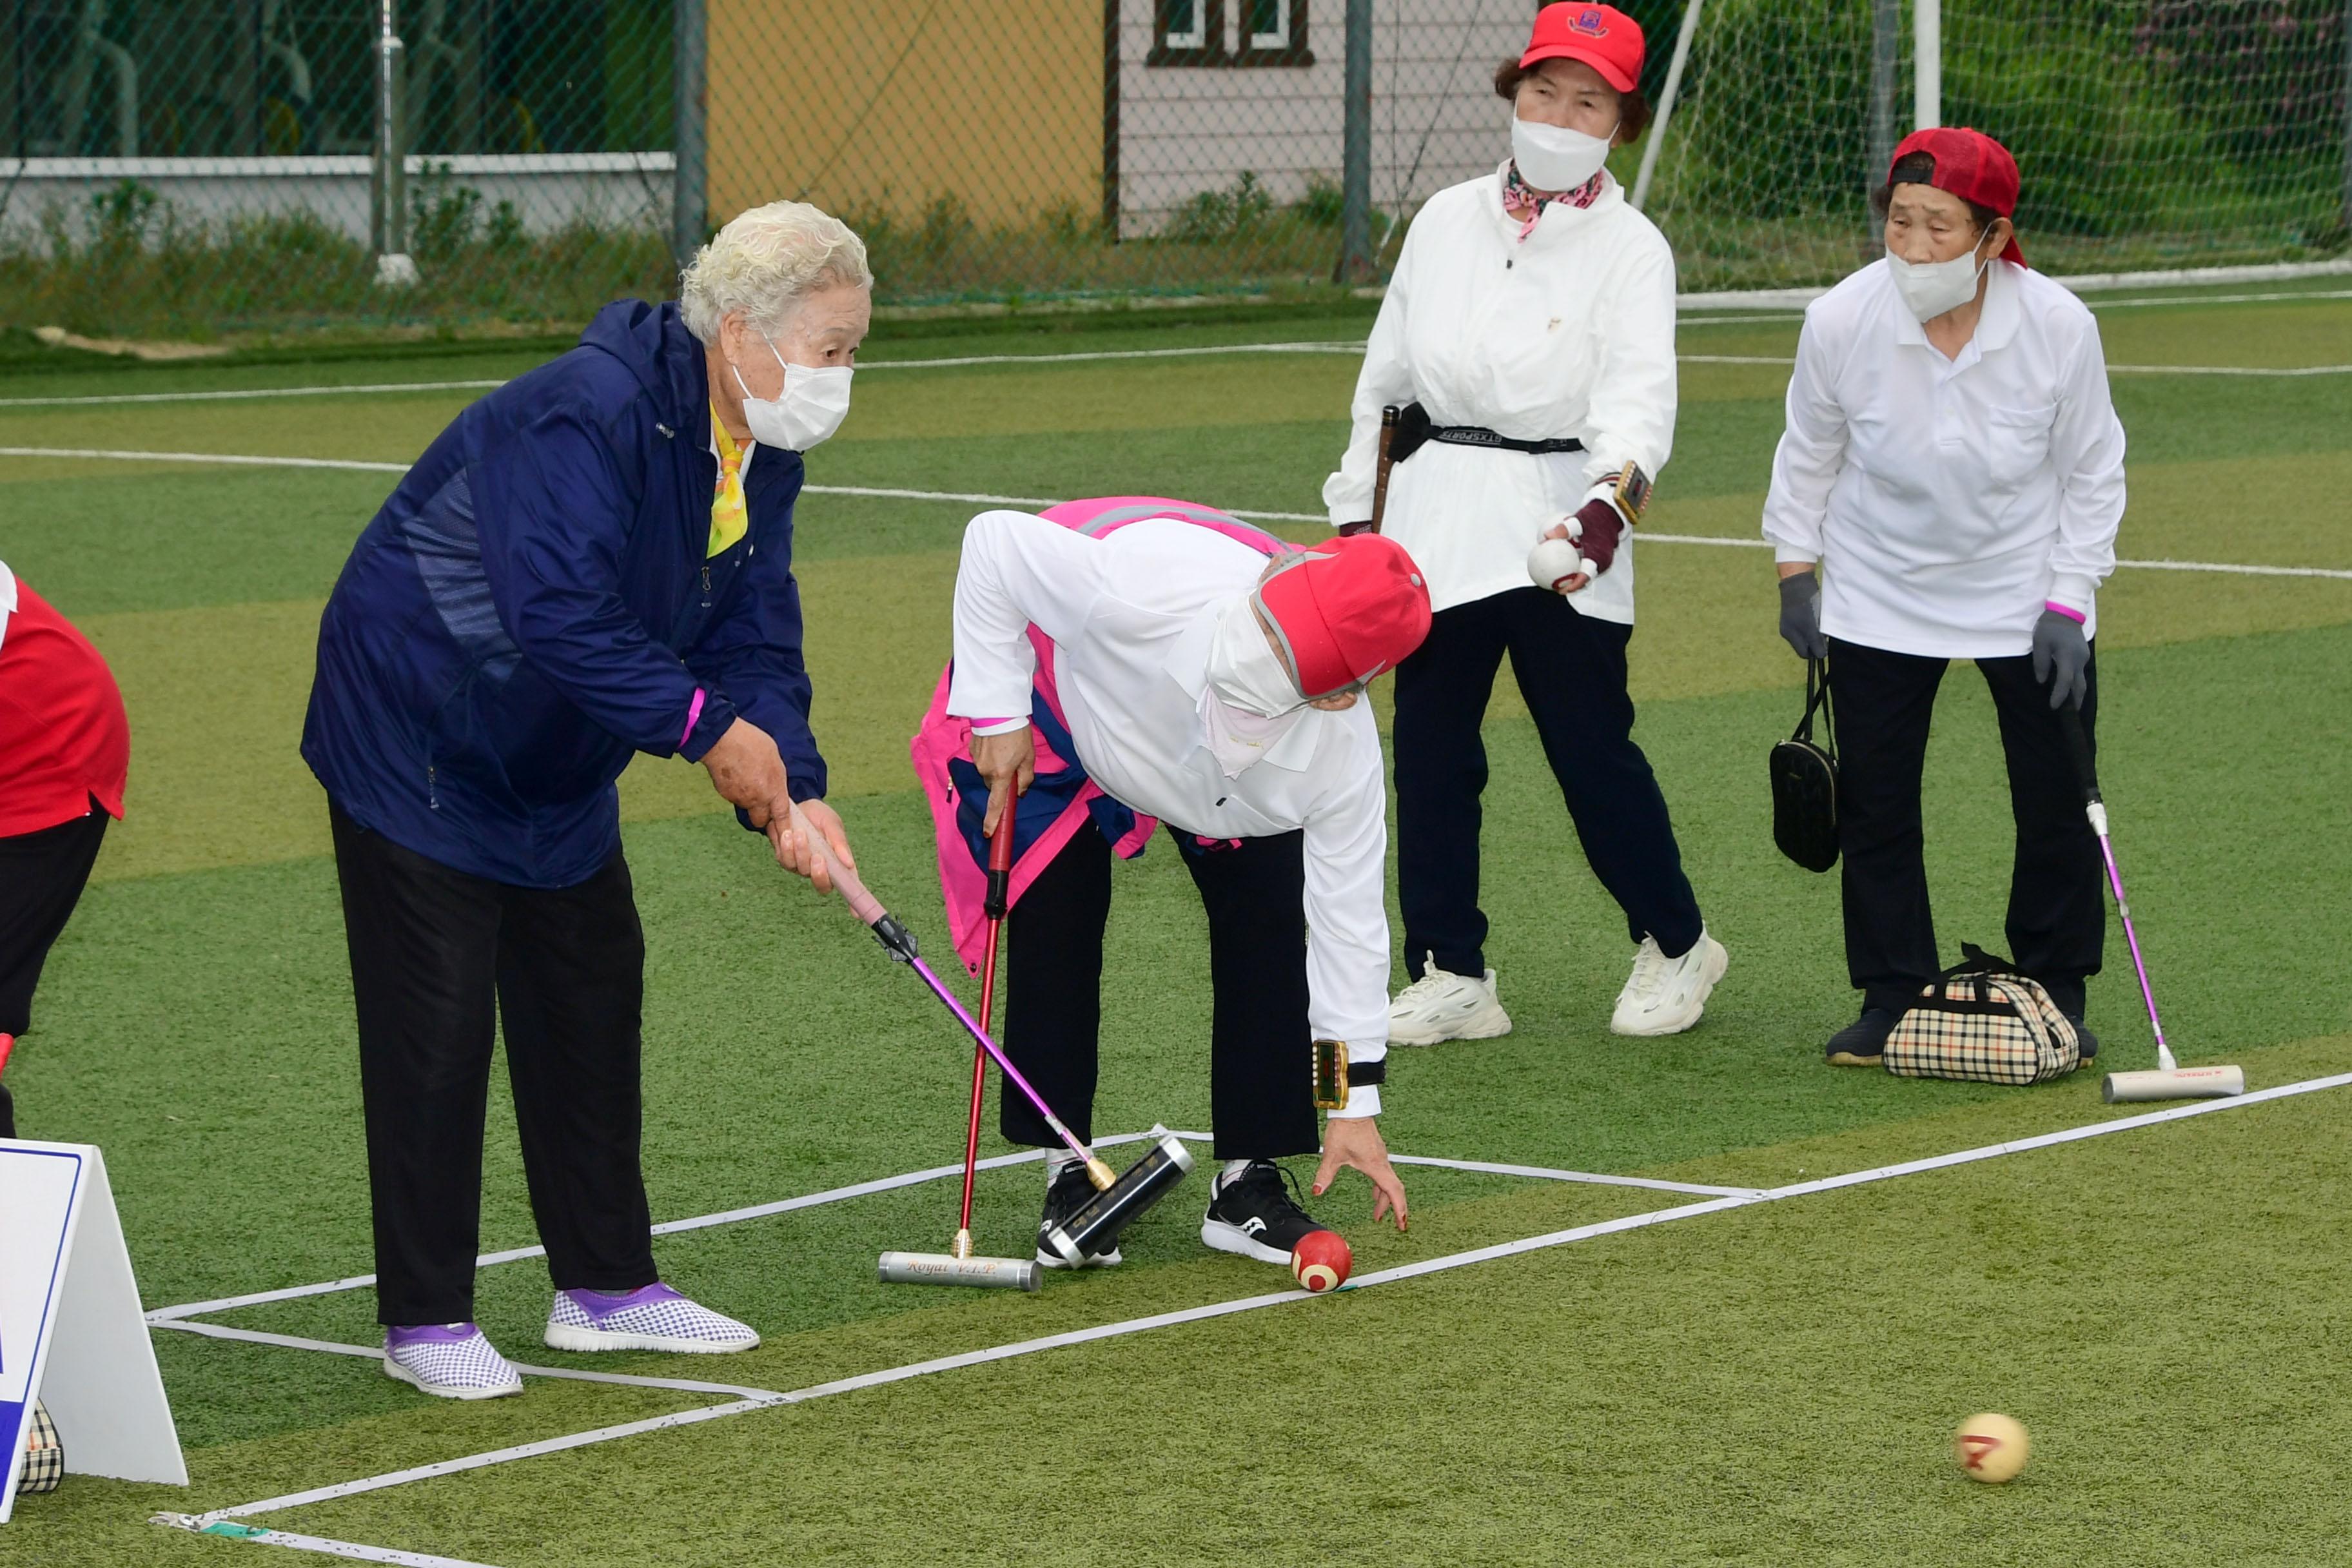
top-left (1519, 4), bottom-right (1645, 95)
top-left (1252, 535), bottom-right (1432, 701)
top-left (1890, 126), bottom-right (2028, 266)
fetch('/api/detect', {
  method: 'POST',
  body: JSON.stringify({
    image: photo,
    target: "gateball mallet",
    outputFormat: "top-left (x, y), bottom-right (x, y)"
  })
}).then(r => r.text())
top-left (2060, 709), bottom-right (2245, 1102)
top-left (779, 805), bottom-right (1186, 1283)
top-left (948, 810), bottom-right (1019, 1265)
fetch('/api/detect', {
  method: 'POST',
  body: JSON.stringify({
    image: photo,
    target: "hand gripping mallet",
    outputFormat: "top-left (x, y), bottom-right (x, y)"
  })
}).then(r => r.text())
top-left (778, 805), bottom-right (1179, 1284)
top-left (2060, 711), bottom-right (2245, 1102)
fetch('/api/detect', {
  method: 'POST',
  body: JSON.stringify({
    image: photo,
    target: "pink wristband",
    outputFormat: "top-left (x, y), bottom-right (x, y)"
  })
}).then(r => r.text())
top-left (680, 687), bottom-right (707, 749)
top-left (2043, 601), bottom-right (2086, 624)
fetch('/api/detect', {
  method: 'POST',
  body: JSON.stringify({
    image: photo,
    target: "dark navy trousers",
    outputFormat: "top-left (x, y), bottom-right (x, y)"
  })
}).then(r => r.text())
top-left (1391, 587), bottom-right (1703, 981)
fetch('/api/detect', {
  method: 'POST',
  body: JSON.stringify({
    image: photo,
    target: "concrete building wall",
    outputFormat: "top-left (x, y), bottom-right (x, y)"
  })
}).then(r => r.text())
top-left (705, 0), bottom-right (1102, 231)
top-left (1115, 0), bottom-right (1527, 236)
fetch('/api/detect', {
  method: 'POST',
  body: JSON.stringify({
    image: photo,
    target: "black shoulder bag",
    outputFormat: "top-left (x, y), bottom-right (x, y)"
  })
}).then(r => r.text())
top-left (1769, 658), bottom-right (1839, 872)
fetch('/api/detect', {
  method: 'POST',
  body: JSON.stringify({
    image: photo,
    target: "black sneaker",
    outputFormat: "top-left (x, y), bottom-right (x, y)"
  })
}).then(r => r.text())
top-left (1825, 1008), bottom-right (1899, 1066)
top-left (1200, 1161), bottom-right (1331, 1266)
top-left (2066, 1016), bottom-right (2100, 1061)
top-left (1035, 1162), bottom-right (1121, 1269)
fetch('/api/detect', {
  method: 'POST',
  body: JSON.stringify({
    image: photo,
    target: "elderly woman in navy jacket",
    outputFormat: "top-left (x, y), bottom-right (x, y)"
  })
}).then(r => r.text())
top-left (302, 201), bottom-right (868, 1399)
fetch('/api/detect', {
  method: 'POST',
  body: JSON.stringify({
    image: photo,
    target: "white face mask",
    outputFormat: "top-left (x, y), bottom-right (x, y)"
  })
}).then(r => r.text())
top-left (732, 332), bottom-right (854, 451)
top-left (1511, 116), bottom-right (1614, 194)
top-left (1886, 244), bottom-right (1992, 324)
top-left (1197, 598), bottom-right (1308, 779)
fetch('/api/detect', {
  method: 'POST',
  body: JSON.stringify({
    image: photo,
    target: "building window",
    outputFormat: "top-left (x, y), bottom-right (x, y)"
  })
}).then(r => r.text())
top-left (1150, 0), bottom-right (1226, 66)
top-left (1236, 0), bottom-right (1312, 66)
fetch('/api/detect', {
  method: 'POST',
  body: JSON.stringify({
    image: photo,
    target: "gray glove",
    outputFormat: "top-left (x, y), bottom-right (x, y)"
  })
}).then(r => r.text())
top-left (2032, 609), bottom-right (2090, 710)
top-left (1778, 572), bottom-right (1827, 660)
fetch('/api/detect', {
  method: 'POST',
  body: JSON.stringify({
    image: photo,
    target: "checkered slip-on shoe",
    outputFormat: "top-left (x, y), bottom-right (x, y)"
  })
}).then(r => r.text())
top-left (544, 1283), bottom-right (760, 1355)
top-left (382, 1324), bottom-right (525, 1400)
top-left (16, 1400), bottom-right (63, 1494)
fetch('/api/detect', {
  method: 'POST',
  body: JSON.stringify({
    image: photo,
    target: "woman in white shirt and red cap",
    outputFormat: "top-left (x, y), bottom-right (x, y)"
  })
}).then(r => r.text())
top-left (1325, 2), bottom-right (1726, 1048)
top-left (954, 506), bottom-right (1428, 1270)
top-left (1763, 128), bottom-right (2127, 1065)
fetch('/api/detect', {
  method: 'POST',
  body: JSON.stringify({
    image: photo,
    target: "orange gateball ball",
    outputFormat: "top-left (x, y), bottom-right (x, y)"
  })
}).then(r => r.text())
top-left (1291, 1230), bottom-right (1352, 1293)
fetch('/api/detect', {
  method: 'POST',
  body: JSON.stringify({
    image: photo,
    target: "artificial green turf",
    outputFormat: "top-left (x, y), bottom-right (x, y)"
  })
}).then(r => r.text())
top-left (24, 1042), bottom-right (2350, 1565)
top-left (0, 286), bottom-right (2346, 1565)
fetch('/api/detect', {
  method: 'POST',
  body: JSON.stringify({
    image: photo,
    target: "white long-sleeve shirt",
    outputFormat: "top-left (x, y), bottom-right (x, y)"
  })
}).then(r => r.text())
top-left (1323, 164), bottom-right (1678, 623)
top-left (946, 510), bottom-right (1391, 1116)
top-left (1761, 258), bottom-right (2127, 658)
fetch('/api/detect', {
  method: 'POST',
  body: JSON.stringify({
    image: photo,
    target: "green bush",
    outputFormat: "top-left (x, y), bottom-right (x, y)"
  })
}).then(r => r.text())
top-left (1665, 0), bottom-right (2342, 248)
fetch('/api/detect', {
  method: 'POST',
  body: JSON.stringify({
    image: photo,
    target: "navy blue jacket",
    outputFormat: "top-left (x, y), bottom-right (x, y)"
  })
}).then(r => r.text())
top-left (302, 300), bottom-right (825, 888)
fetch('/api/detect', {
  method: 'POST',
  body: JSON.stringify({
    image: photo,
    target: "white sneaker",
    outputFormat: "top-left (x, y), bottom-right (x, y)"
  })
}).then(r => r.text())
top-left (1609, 928), bottom-right (1728, 1037)
top-left (543, 1284), bottom-right (760, 1354)
top-left (1387, 962), bottom-right (1512, 1046)
top-left (383, 1324), bottom-right (524, 1400)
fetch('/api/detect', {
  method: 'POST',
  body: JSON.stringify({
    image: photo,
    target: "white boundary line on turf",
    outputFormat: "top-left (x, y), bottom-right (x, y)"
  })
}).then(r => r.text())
top-left (10, 319), bottom-right (2352, 408)
top-left (148, 1318), bottom-right (789, 1401)
top-left (153, 1515), bottom-right (502, 1568)
top-left (14, 449), bottom-right (2352, 585)
top-left (0, 379), bottom-right (511, 409)
top-left (1386, 1153), bottom-right (1762, 1197)
top-left (146, 1132), bottom-right (1740, 1323)
top-left (144, 1130), bottom-right (1195, 1322)
top-left (181, 1070), bottom-right (2352, 1529)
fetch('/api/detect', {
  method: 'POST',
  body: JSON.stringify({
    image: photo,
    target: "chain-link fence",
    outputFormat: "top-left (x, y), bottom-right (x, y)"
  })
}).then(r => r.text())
top-left (3, 1), bottom-right (2347, 342)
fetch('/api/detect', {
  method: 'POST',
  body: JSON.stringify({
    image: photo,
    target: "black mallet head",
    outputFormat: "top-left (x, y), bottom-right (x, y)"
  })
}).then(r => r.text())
top-left (1041, 1128), bottom-right (1195, 1267)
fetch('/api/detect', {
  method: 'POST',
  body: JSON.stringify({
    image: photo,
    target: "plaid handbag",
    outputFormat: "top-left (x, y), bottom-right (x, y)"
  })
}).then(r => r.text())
top-left (1885, 945), bottom-right (2083, 1086)
top-left (1769, 659), bottom-right (1838, 872)
top-left (16, 1401), bottom-right (62, 1494)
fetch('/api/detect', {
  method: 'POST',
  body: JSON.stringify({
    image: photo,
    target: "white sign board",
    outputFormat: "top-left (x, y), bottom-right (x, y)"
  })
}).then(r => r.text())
top-left (1, 1139), bottom-right (186, 1522)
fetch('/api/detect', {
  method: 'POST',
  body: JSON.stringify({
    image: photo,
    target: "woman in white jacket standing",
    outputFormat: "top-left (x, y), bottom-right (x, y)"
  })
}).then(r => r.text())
top-left (1763, 128), bottom-right (2126, 1066)
top-left (1325, 2), bottom-right (1726, 1046)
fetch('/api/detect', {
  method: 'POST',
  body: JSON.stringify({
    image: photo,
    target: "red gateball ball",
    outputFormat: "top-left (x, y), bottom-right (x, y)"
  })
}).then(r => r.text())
top-left (1290, 1229), bottom-right (1353, 1293)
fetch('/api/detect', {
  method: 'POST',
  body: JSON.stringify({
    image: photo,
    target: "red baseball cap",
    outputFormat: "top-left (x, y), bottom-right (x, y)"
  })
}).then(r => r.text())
top-left (1519, 4), bottom-right (1645, 95)
top-left (1890, 127), bottom-right (2028, 266)
top-left (1253, 535), bottom-right (1432, 700)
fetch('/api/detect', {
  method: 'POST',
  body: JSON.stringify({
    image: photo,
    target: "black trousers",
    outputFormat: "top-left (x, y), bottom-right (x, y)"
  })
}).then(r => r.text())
top-left (1828, 638), bottom-right (2104, 1017)
top-left (0, 801), bottom-right (110, 1141)
top-left (329, 801), bottom-right (656, 1326)
top-left (1392, 587), bottom-right (1702, 979)
top-left (1001, 824), bottom-right (1317, 1163)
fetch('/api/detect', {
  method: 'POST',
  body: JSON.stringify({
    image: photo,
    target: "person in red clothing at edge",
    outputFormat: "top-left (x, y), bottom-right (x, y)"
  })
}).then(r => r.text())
top-left (0, 560), bottom-right (130, 1141)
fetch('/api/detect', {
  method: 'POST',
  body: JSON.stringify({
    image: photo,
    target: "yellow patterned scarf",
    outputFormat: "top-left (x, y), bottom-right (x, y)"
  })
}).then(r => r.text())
top-left (709, 404), bottom-right (749, 558)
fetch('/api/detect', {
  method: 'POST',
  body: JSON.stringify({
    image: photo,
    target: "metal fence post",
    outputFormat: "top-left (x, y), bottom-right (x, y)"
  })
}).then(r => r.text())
top-left (1629, 0), bottom-right (1705, 212)
top-left (1913, 0), bottom-right (1940, 130)
top-left (372, 0), bottom-right (415, 286)
top-left (672, 0), bottom-right (706, 271)
top-left (1870, 0), bottom-right (1897, 190)
top-left (1101, 0), bottom-right (1120, 237)
top-left (1337, 0), bottom-right (1372, 281)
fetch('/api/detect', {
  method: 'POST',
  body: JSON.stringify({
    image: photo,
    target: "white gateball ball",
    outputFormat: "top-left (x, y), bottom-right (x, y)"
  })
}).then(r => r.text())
top-left (1527, 535), bottom-right (1587, 593)
top-left (1954, 1413), bottom-right (2030, 1484)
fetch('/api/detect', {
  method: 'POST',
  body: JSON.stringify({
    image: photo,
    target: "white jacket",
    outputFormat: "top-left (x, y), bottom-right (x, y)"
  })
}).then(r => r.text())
top-left (1323, 164), bottom-right (1678, 623)
top-left (946, 511), bottom-right (1391, 1115)
top-left (1761, 259), bottom-right (2126, 658)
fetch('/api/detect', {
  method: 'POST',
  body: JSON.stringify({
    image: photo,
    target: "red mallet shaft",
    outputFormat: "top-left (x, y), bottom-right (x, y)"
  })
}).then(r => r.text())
top-left (958, 813), bottom-right (1016, 1245)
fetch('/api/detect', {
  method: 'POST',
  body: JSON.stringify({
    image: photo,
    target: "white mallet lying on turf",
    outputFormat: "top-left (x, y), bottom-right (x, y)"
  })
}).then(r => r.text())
top-left (2061, 709), bottom-right (2244, 1103)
